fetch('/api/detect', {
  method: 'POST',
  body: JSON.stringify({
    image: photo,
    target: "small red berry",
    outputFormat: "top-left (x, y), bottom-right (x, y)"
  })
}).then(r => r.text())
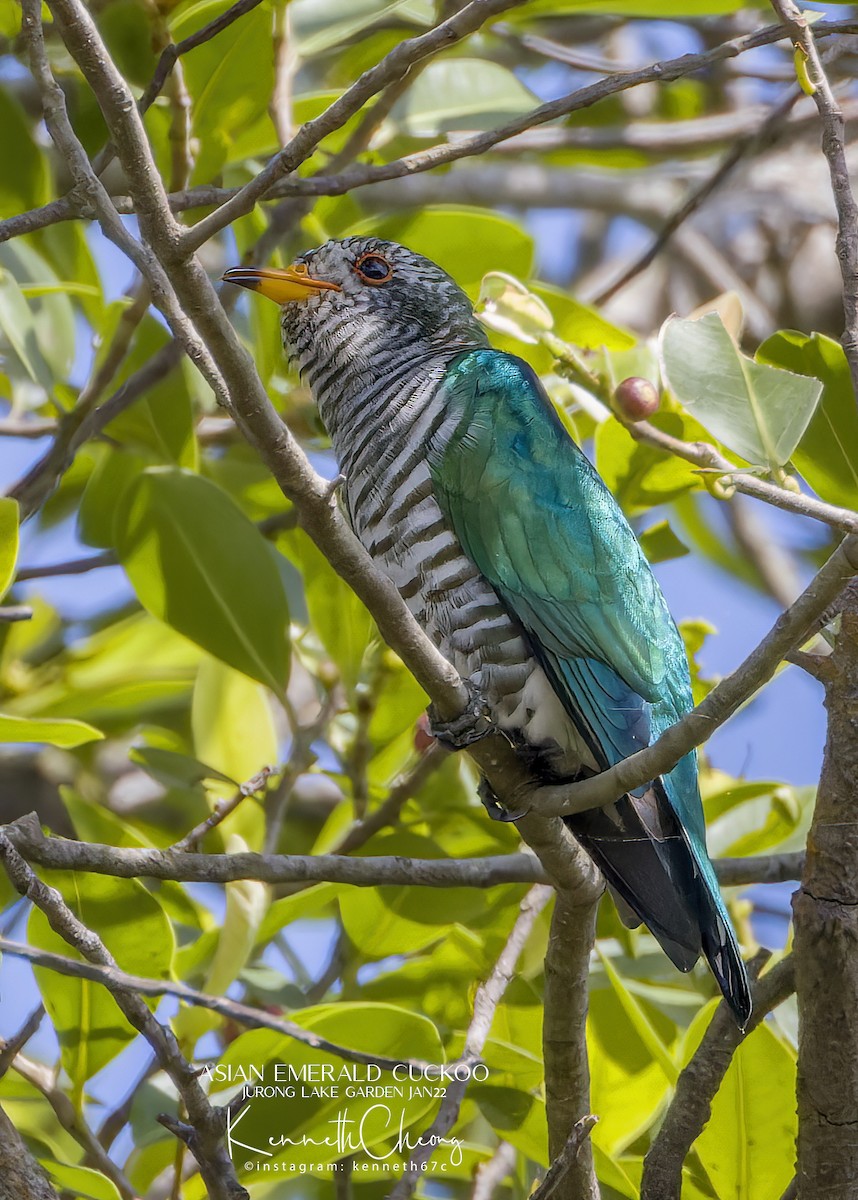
top-left (612, 377), bottom-right (660, 422)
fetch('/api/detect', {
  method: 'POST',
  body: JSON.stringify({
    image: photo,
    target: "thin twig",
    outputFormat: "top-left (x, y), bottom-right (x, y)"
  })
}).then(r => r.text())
top-left (594, 85), bottom-right (803, 305)
top-left (387, 885), bottom-right (554, 1197)
top-left (0, 606), bottom-right (33, 622)
top-left (0, 1004), bottom-right (43, 1081)
top-left (471, 1140), bottom-right (517, 1199)
top-left (172, 767), bottom-right (274, 853)
top-left (0, 936), bottom-right (437, 1073)
top-left (531, 1115), bottom-right (599, 1200)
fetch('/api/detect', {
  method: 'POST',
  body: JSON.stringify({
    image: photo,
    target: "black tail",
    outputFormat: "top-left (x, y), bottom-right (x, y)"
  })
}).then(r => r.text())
top-left (564, 783), bottom-right (752, 1027)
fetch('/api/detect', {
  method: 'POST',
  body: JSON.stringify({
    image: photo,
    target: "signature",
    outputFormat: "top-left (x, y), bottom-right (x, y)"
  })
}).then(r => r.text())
top-left (227, 1103), bottom-right (465, 1166)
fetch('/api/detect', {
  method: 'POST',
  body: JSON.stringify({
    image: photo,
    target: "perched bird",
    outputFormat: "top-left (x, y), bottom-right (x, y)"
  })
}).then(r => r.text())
top-left (224, 238), bottom-right (752, 1026)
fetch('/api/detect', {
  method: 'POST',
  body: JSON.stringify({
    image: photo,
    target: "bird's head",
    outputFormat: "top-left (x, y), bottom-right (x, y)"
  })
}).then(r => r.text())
top-left (223, 237), bottom-right (488, 381)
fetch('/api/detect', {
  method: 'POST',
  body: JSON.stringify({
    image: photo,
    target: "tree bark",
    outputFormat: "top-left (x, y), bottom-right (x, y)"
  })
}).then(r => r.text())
top-left (0, 1105), bottom-right (59, 1200)
top-left (543, 893), bottom-right (600, 1199)
top-left (794, 580), bottom-right (858, 1197)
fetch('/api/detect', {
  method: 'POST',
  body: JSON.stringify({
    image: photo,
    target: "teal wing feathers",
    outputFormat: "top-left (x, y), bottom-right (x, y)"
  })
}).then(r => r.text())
top-left (431, 348), bottom-right (750, 1024)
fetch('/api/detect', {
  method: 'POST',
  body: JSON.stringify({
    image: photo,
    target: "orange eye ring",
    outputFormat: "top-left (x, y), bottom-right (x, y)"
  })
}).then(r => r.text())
top-left (354, 252), bottom-right (393, 285)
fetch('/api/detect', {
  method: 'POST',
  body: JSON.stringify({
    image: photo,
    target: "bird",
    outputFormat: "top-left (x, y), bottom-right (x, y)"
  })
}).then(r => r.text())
top-left (223, 237), bottom-right (752, 1026)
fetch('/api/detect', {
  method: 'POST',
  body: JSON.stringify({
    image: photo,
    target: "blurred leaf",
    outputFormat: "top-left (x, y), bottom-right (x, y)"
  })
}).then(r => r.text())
top-left (281, 528), bottom-right (374, 691)
top-left (116, 468), bottom-right (290, 695)
top-left (291, 0), bottom-right (431, 55)
top-left (391, 59), bottom-right (538, 135)
top-left (29, 870), bottom-right (174, 1103)
top-left (660, 313), bottom-right (822, 468)
top-left (638, 519), bottom-right (689, 564)
top-left (0, 266), bottom-right (54, 394)
top-left (192, 657), bottom-right (278, 800)
top-left (756, 329), bottom-right (858, 509)
top-left (171, 0), bottom-right (275, 180)
top-left (78, 447), bottom-right (149, 549)
top-left (0, 86), bottom-right (49, 217)
top-left (691, 1005), bottom-right (797, 1199)
top-left (0, 497), bottom-right (18, 600)
top-left (478, 272), bottom-right (554, 343)
top-left (129, 744), bottom-right (238, 790)
top-left (0, 713), bottom-right (103, 747)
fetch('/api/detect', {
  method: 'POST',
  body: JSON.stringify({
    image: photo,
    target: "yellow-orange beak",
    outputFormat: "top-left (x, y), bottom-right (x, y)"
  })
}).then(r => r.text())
top-left (221, 264), bottom-right (341, 304)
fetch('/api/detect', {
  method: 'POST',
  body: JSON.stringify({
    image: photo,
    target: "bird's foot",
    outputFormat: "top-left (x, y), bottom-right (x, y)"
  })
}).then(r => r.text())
top-left (428, 682), bottom-right (494, 751)
top-left (478, 779), bottom-right (529, 823)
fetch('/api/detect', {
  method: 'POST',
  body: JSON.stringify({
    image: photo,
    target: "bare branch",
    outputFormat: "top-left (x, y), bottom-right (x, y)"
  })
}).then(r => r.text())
top-left (637, 425), bottom-right (858, 539)
top-left (3, 817), bottom-right (547, 886)
top-left (172, 767), bottom-right (274, 853)
top-left (387, 885), bottom-right (554, 1197)
top-left (543, 893), bottom-right (600, 1198)
top-left (0, 832), bottom-right (249, 1200)
top-left (471, 1140), bottom-right (517, 1199)
top-left (641, 953), bottom-right (795, 1199)
top-left (532, 1115), bottom-right (599, 1200)
top-left (11, 1053), bottom-right (136, 1200)
top-left (771, 0), bottom-right (858, 404)
top-left (3, 814), bottom-right (807, 888)
top-left (594, 85), bottom-right (803, 305)
top-left (793, 580), bottom-right (858, 1195)
top-left (0, 937), bottom-right (438, 1073)
top-left (0, 1005), bottom-right (43, 1081)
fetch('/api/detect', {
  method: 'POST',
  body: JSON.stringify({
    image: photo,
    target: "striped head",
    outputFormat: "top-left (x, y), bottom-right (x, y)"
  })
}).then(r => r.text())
top-left (223, 237), bottom-right (488, 388)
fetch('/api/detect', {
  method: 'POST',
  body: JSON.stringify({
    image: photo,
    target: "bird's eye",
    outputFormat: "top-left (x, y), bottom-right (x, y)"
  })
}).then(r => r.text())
top-left (355, 254), bottom-right (393, 284)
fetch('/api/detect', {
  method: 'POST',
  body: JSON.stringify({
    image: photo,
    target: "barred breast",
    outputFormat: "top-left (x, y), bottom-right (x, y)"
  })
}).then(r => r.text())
top-left (326, 363), bottom-right (590, 775)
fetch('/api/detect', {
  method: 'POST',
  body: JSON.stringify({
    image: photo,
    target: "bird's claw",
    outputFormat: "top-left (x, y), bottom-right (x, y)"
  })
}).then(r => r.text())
top-left (478, 779), bottom-right (529, 823)
top-left (428, 682), bottom-right (494, 750)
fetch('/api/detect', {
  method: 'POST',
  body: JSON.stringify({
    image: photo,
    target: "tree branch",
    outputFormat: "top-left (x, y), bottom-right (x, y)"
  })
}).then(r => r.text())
top-left (771, 0), bottom-right (858, 405)
top-left (387, 885), bottom-right (553, 1197)
top-left (542, 894), bottom-right (600, 1198)
top-left (792, 580), bottom-right (858, 1196)
top-left (2, 815), bottom-right (807, 888)
top-left (0, 832), bottom-right (249, 1200)
top-left (641, 953), bottom-right (796, 1199)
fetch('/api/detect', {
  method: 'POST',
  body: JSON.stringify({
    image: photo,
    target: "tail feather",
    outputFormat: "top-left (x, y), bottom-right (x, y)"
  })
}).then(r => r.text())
top-left (565, 784), bottom-right (752, 1027)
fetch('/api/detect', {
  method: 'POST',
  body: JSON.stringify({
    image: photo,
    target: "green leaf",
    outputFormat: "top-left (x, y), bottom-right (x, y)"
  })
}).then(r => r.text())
top-left (116, 468), bottom-right (290, 695)
top-left (391, 59), bottom-right (538, 135)
top-left (595, 413), bottom-right (701, 515)
top-left (192, 657), bottom-right (278, 795)
top-left (0, 497), bottom-right (19, 600)
top-left (0, 87), bottom-right (50, 218)
top-left (42, 1161), bottom-right (122, 1200)
top-left (281, 528), bottom-right (374, 691)
top-left (638, 519), bottom-right (690, 564)
top-left (756, 330), bottom-right (858, 509)
top-left (0, 713), bottom-right (103, 748)
top-left (660, 313), bottom-right (823, 468)
top-left (28, 870), bottom-right (174, 1103)
top-left (347, 208), bottom-right (534, 294)
top-left (691, 1007), bottom-right (797, 1199)
top-left (0, 266), bottom-right (54, 393)
top-left (596, 947), bottom-right (678, 1084)
top-left (292, 0), bottom-right (430, 56)
top-left (170, 0), bottom-right (275, 180)
top-left (129, 745), bottom-right (238, 790)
